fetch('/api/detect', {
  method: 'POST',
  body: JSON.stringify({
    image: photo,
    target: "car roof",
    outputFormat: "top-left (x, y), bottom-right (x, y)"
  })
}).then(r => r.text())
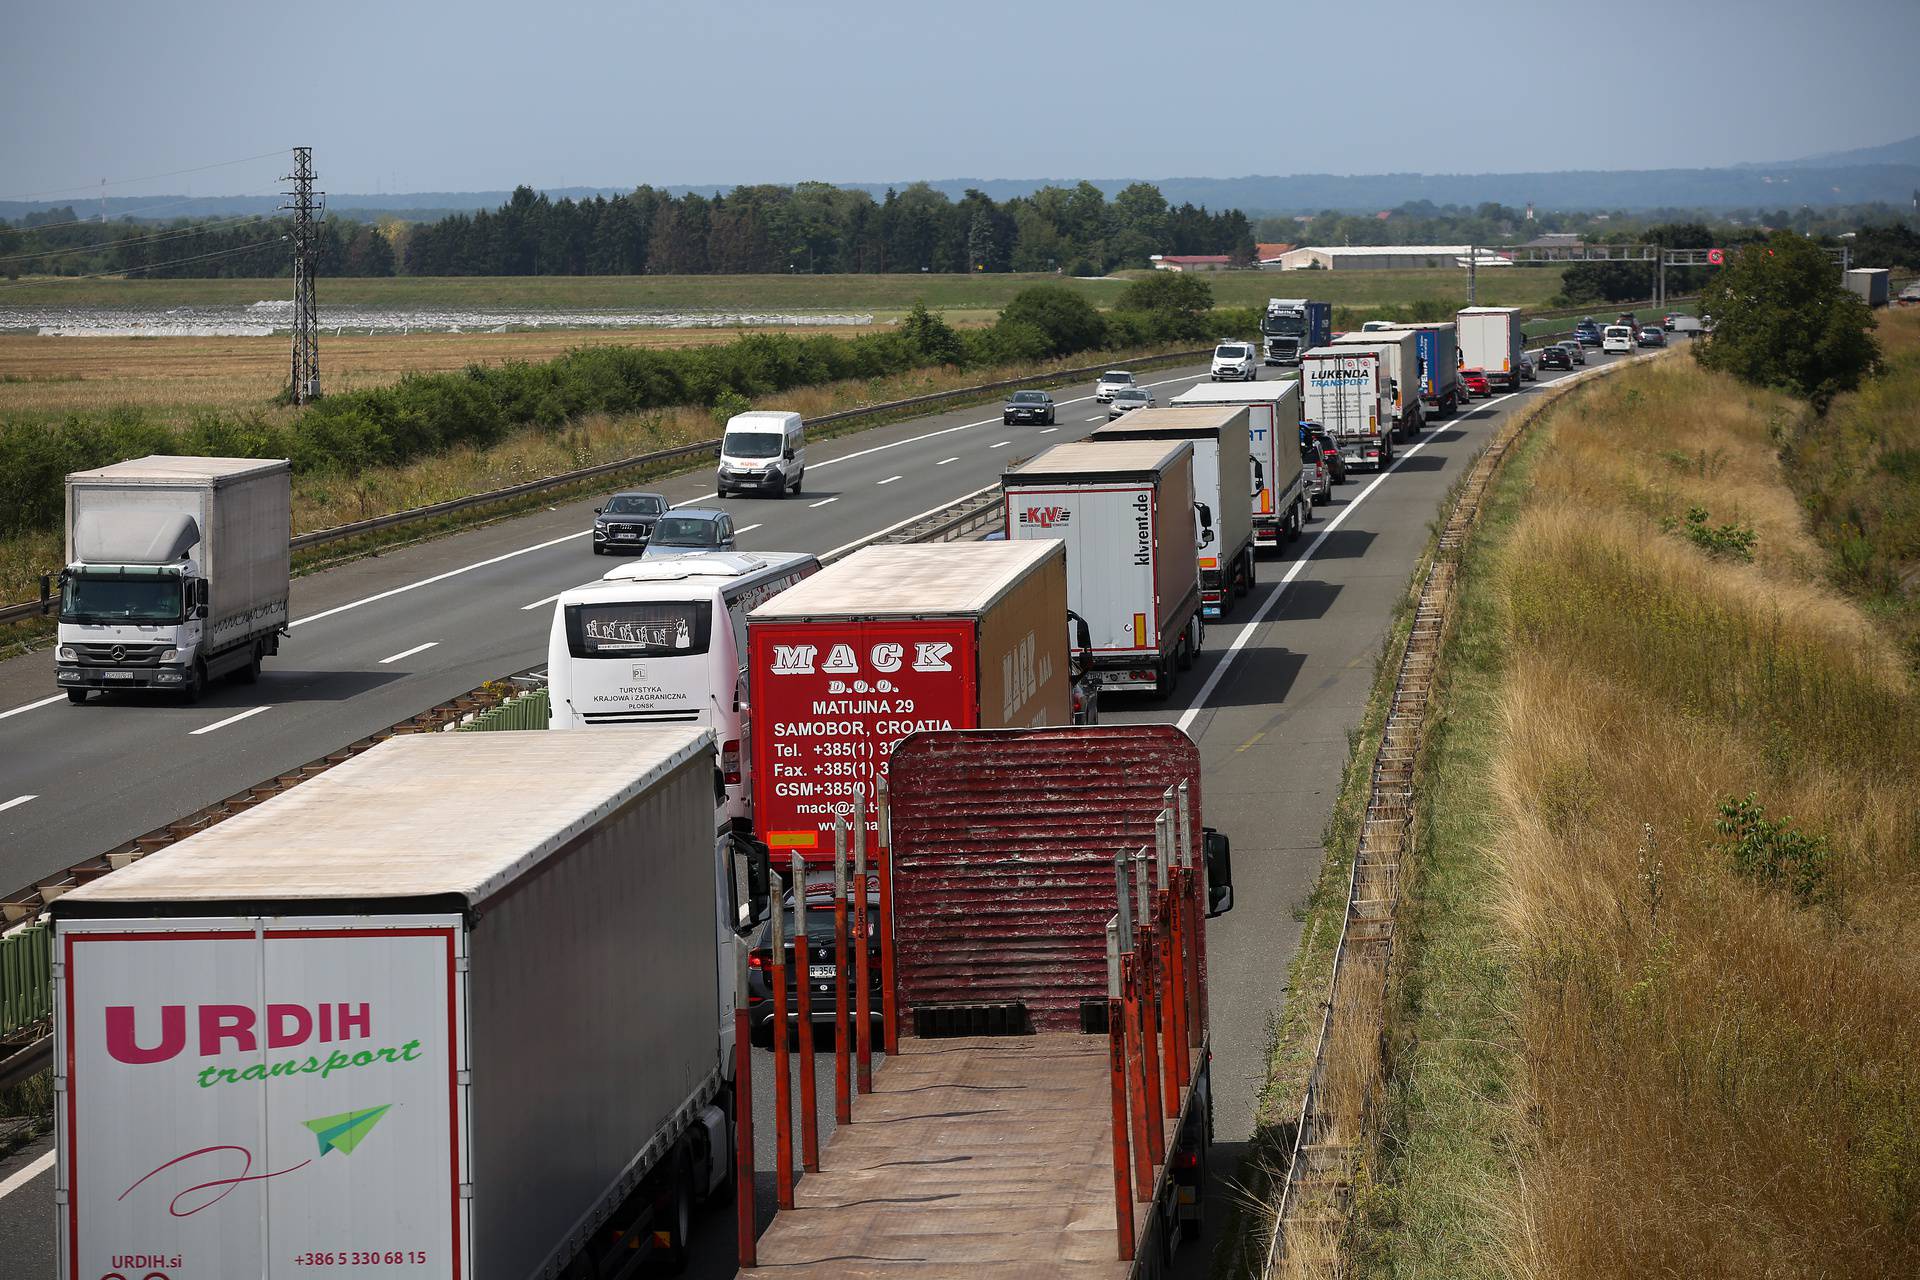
top-left (607, 489), bottom-right (667, 500)
top-left (1101, 370), bottom-right (1133, 378)
top-left (660, 507), bottom-right (726, 522)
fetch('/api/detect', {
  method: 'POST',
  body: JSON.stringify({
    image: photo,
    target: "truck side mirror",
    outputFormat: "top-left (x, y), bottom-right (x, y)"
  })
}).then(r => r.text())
top-left (1194, 502), bottom-right (1215, 548)
top-left (740, 836), bottom-right (772, 930)
top-left (1066, 610), bottom-right (1093, 680)
top-left (1251, 458), bottom-right (1265, 493)
top-left (1204, 828), bottom-right (1234, 918)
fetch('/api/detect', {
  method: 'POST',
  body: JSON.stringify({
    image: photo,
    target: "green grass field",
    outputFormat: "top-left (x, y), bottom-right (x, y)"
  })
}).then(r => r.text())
top-left (0, 266), bottom-right (1571, 318)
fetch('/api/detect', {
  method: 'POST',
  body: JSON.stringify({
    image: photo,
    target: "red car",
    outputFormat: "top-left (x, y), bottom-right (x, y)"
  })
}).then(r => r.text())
top-left (1460, 368), bottom-right (1491, 398)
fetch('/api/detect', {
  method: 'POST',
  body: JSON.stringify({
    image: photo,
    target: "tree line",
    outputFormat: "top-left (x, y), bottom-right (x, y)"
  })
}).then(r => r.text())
top-left (0, 209), bottom-right (393, 280)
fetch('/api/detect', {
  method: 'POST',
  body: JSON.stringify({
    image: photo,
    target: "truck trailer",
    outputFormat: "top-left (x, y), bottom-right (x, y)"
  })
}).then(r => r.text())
top-left (49, 728), bottom-right (746, 1280)
top-left (1301, 345), bottom-right (1395, 471)
top-left (56, 455), bottom-right (290, 702)
top-left (1353, 321), bottom-right (1459, 417)
top-left (747, 541), bottom-right (1071, 860)
top-left (1002, 440), bottom-right (1205, 698)
top-left (1845, 267), bottom-right (1891, 308)
top-left (1169, 379), bottom-right (1310, 552)
top-left (1331, 329), bottom-right (1426, 439)
top-left (737, 724), bottom-right (1236, 1280)
top-left (1094, 405), bottom-right (1261, 619)
top-left (1260, 298), bottom-right (1331, 366)
top-left (1457, 306), bottom-right (1526, 391)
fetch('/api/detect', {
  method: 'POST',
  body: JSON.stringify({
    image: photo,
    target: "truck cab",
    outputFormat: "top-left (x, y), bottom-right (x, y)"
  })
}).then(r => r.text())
top-left (1261, 298), bottom-right (1331, 366)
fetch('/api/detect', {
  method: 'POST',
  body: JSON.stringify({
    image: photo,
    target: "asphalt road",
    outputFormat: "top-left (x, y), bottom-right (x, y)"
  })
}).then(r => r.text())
top-left (0, 341), bottom-right (1651, 1277)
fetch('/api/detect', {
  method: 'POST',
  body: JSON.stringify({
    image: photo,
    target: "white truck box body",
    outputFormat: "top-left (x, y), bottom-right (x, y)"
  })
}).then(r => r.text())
top-left (51, 729), bottom-right (719, 1280)
top-left (1456, 306), bottom-right (1525, 390)
top-left (1301, 346), bottom-right (1392, 468)
top-left (1331, 329), bottom-right (1422, 433)
top-left (1845, 267), bottom-right (1890, 307)
top-left (1169, 380), bottom-right (1306, 546)
top-left (1093, 406), bottom-right (1253, 616)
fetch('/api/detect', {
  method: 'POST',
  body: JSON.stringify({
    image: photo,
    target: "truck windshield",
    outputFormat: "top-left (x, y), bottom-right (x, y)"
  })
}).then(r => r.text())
top-left (723, 432), bottom-right (783, 459)
top-left (61, 574), bottom-right (183, 623)
top-left (1262, 315), bottom-right (1304, 336)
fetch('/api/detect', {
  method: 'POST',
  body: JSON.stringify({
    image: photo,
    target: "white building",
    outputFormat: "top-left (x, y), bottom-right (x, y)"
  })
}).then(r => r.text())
top-left (1272, 245), bottom-right (1514, 271)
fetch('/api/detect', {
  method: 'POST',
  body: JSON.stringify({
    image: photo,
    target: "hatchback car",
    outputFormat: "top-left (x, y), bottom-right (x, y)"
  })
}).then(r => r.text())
top-left (1003, 389), bottom-right (1056, 425)
top-left (1561, 340), bottom-right (1586, 366)
top-left (1460, 368), bottom-right (1492, 397)
top-left (1302, 422), bottom-right (1346, 484)
top-left (1107, 386), bottom-right (1155, 419)
top-left (1300, 438), bottom-right (1331, 504)
top-left (1539, 344), bottom-right (1573, 371)
top-left (641, 509), bottom-right (737, 558)
top-left (1637, 326), bottom-right (1666, 348)
top-left (1094, 370), bottom-right (1137, 402)
top-left (591, 490), bottom-right (668, 555)
top-left (1519, 350), bottom-right (1537, 382)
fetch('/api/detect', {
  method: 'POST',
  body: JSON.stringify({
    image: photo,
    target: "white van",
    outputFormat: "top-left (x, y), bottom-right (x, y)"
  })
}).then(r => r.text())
top-left (548, 550), bottom-right (820, 832)
top-left (1602, 324), bottom-right (1635, 354)
top-left (717, 410), bottom-right (806, 497)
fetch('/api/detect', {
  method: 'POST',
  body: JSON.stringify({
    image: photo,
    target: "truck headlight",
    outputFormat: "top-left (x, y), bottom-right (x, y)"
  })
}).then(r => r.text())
top-left (161, 648), bottom-right (178, 662)
top-left (59, 645), bottom-right (76, 661)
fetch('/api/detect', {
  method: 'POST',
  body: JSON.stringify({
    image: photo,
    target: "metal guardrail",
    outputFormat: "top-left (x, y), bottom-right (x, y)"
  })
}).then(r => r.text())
top-left (459, 686), bottom-right (551, 732)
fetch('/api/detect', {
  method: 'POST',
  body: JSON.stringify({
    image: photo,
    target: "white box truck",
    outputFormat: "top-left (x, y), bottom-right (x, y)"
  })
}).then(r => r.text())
top-left (1301, 346), bottom-right (1395, 471)
top-left (1845, 267), bottom-right (1890, 308)
top-left (56, 456), bottom-right (290, 703)
top-left (50, 728), bottom-right (748, 1280)
top-left (1002, 439), bottom-right (1204, 697)
top-left (1095, 405), bottom-right (1259, 620)
top-left (1457, 306), bottom-right (1526, 391)
top-left (1169, 379), bottom-right (1310, 552)
top-left (1332, 328), bottom-right (1426, 439)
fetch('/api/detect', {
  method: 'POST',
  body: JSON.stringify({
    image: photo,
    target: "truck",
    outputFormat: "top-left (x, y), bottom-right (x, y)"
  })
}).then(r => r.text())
top-left (1331, 328), bottom-right (1426, 439)
top-left (1170, 379), bottom-right (1310, 552)
top-left (747, 540), bottom-right (1071, 860)
top-left (1003, 440), bottom-right (1206, 699)
top-left (1301, 345), bottom-right (1395, 471)
top-left (56, 455), bottom-right (290, 703)
top-left (1356, 321), bottom-right (1460, 417)
top-left (1457, 305), bottom-right (1526, 391)
top-left (1845, 267), bottom-right (1890, 308)
top-left (1094, 405), bottom-right (1260, 619)
top-left (1260, 297), bottom-right (1332, 366)
top-left (49, 727), bottom-right (754, 1280)
top-left (738, 724), bottom-right (1237, 1280)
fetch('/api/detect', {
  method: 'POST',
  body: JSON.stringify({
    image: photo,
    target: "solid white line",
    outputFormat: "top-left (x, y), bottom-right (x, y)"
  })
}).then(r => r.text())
top-left (190, 705), bottom-right (270, 736)
top-left (0, 695), bottom-right (63, 722)
top-left (379, 641), bottom-right (438, 665)
top-left (937, 457), bottom-right (958, 466)
top-left (521, 591), bottom-right (564, 612)
top-left (735, 523), bottom-right (763, 534)
top-left (809, 497), bottom-right (838, 508)
top-left (0, 1148), bottom-right (54, 1201)
top-left (0, 794), bottom-right (35, 815)
top-left (876, 476), bottom-right (902, 485)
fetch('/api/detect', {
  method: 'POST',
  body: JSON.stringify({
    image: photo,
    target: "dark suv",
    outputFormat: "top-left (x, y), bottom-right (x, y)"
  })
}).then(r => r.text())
top-left (748, 881), bottom-right (883, 1044)
top-left (591, 490), bottom-right (667, 554)
top-left (1003, 389), bottom-right (1056, 425)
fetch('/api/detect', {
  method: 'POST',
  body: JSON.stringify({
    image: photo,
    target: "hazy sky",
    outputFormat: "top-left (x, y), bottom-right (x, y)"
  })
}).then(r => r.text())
top-left (3, 0), bottom-right (1916, 199)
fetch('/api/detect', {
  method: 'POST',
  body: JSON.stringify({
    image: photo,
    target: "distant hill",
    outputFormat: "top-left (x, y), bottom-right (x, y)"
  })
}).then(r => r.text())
top-left (1754, 133), bottom-right (1920, 169)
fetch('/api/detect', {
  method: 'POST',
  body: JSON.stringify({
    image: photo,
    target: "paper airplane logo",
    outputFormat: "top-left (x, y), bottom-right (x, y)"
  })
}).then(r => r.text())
top-left (303, 1105), bottom-right (392, 1157)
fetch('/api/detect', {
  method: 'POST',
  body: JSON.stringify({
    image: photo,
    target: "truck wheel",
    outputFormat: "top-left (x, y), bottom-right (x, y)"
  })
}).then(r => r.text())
top-left (183, 660), bottom-right (208, 703)
top-left (661, 1148), bottom-right (696, 1274)
top-left (237, 644), bottom-right (262, 685)
top-left (66, 689), bottom-right (88, 704)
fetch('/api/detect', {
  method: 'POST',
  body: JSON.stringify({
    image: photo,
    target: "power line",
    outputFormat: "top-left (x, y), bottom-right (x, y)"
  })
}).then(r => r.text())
top-left (0, 238), bottom-right (285, 289)
top-left (0, 149), bottom-right (289, 203)
top-left (0, 214), bottom-right (271, 265)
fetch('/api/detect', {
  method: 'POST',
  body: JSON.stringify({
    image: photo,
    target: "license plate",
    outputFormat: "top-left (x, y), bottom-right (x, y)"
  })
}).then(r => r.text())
top-left (809, 965), bottom-right (835, 979)
top-left (103, 670), bottom-right (134, 680)
top-left (616, 532), bottom-right (637, 540)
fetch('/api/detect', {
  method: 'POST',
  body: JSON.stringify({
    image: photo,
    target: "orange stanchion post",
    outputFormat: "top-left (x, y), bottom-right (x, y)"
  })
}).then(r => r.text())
top-left (1157, 892), bottom-right (1181, 1115)
top-left (878, 775), bottom-right (900, 1058)
top-left (791, 853), bottom-right (820, 1174)
top-left (1165, 880), bottom-right (1189, 1092)
top-left (1122, 952), bottom-right (1152, 1199)
top-left (1134, 854), bottom-right (1165, 1155)
top-left (854, 797), bottom-right (874, 1095)
top-left (734, 953), bottom-right (757, 1268)
top-left (769, 883), bottom-right (795, 1209)
top-left (832, 816), bottom-right (852, 1125)
top-left (1108, 999), bottom-right (1136, 1262)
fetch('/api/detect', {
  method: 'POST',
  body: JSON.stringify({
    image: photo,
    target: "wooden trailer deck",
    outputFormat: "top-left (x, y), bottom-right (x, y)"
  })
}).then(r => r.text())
top-left (739, 1032), bottom-right (1189, 1279)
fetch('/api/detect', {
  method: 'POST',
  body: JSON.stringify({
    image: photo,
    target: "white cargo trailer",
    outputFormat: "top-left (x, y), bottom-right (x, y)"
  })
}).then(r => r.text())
top-left (1002, 440), bottom-right (1203, 696)
top-left (1331, 329), bottom-right (1425, 439)
top-left (57, 455), bottom-right (290, 702)
top-left (1457, 306), bottom-right (1526, 391)
top-left (1095, 404), bottom-right (1259, 619)
top-left (1301, 346), bottom-right (1394, 471)
top-left (1169, 379), bottom-right (1310, 552)
top-left (50, 728), bottom-right (743, 1280)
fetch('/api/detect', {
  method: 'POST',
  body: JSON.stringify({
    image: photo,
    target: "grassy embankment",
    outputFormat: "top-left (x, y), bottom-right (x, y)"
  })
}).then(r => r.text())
top-left (1337, 320), bottom-right (1920, 1277)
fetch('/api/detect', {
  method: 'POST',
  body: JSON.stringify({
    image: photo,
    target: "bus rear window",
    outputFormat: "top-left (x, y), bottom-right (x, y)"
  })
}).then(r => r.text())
top-left (565, 601), bottom-right (712, 659)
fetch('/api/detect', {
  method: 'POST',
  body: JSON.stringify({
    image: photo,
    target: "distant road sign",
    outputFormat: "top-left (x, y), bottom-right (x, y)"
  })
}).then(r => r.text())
top-left (1707, 248), bottom-right (1725, 265)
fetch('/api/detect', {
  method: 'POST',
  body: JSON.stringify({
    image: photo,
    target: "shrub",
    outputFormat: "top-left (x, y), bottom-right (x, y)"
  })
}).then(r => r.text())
top-left (1713, 794), bottom-right (1834, 907)
top-left (1664, 506), bottom-right (1757, 561)
top-left (994, 285), bottom-right (1107, 357)
top-left (1696, 232), bottom-right (1880, 409)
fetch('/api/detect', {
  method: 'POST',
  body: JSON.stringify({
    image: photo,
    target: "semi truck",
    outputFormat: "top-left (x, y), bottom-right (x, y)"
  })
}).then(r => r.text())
top-left (746, 541), bottom-right (1071, 861)
top-left (56, 456), bottom-right (290, 703)
top-left (1260, 298), bottom-right (1332, 366)
top-left (1845, 267), bottom-right (1890, 308)
top-left (1331, 329), bottom-right (1425, 439)
top-left (739, 723), bottom-right (1236, 1280)
top-left (49, 728), bottom-right (753, 1280)
top-left (1457, 306), bottom-right (1526, 391)
top-left (1002, 440), bottom-right (1206, 699)
top-left (1356, 321), bottom-right (1460, 417)
top-left (1301, 345), bottom-right (1395, 471)
top-left (1170, 379), bottom-right (1310, 552)
top-left (1094, 405), bottom-right (1261, 619)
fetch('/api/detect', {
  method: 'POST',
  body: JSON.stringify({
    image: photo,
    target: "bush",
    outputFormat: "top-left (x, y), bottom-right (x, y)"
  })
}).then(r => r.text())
top-left (1713, 794), bottom-right (1834, 907)
top-left (1117, 272), bottom-right (1214, 341)
top-left (1696, 231), bottom-right (1880, 409)
top-left (994, 285), bottom-right (1107, 357)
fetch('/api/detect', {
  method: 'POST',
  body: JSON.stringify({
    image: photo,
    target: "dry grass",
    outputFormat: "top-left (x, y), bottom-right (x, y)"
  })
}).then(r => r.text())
top-left (1484, 356), bottom-right (1920, 1276)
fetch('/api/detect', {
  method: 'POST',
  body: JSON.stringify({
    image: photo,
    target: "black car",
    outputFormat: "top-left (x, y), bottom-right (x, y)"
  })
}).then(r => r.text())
top-left (591, 490), bottom-right (668, 554)
top-left (1539, 344), bottom-right (1573, 370)
top-left (1302, 422), bottom-right (1346, 484)
top-left (747, 882), bottom-right (883, 1043)
top-left (1003, 389), bottom-right (1056, 425)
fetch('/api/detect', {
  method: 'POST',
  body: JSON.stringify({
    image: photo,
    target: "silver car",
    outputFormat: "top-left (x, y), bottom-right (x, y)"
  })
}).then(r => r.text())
top-left (1094, 370), bottom-right (1137, 402)
top-left (641, 509), bottom-right (738, 559)
top-left (1107, 387), bottom-right (1156, 419)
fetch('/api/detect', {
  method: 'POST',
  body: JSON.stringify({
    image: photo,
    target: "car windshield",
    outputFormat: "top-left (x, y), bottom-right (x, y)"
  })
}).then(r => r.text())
top-left (1216, 346), bottom-right (1248, 359)
top-left (653, 516), bottom-right (719, 545)
top-left (759, 904), bottom-right (878, 950)
top-left (1011, 391), bottom-right (1047, 404)
top-left (603, 494), bottom-right (663, 516)
top-left (1102, 372), bottom-right (1133, 384)
top-left (61, 573), bottom-right (183, 623)
top-left (723, 431), bottom-right (783, 459)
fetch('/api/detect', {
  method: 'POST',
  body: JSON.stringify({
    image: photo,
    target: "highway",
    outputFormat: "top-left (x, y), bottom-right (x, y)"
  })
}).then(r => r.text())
top-left (0, 343), bottom-right (1640, 1276)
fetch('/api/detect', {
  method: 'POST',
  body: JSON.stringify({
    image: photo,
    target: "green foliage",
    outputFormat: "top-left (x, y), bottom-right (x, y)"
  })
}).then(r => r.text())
top-left (1115, 271), bottom-right (1214, 340)
top-left (898, 302), bottom-right (964, 365)
top-left (1662, 506), bottom-right (1757, 560)
top-left (992, 286), bottom-right (1107, 357)
top-left (1696, 231), bottom-right (1881, 408)
top-left (1713, 794), bottom-right (1834, 907)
